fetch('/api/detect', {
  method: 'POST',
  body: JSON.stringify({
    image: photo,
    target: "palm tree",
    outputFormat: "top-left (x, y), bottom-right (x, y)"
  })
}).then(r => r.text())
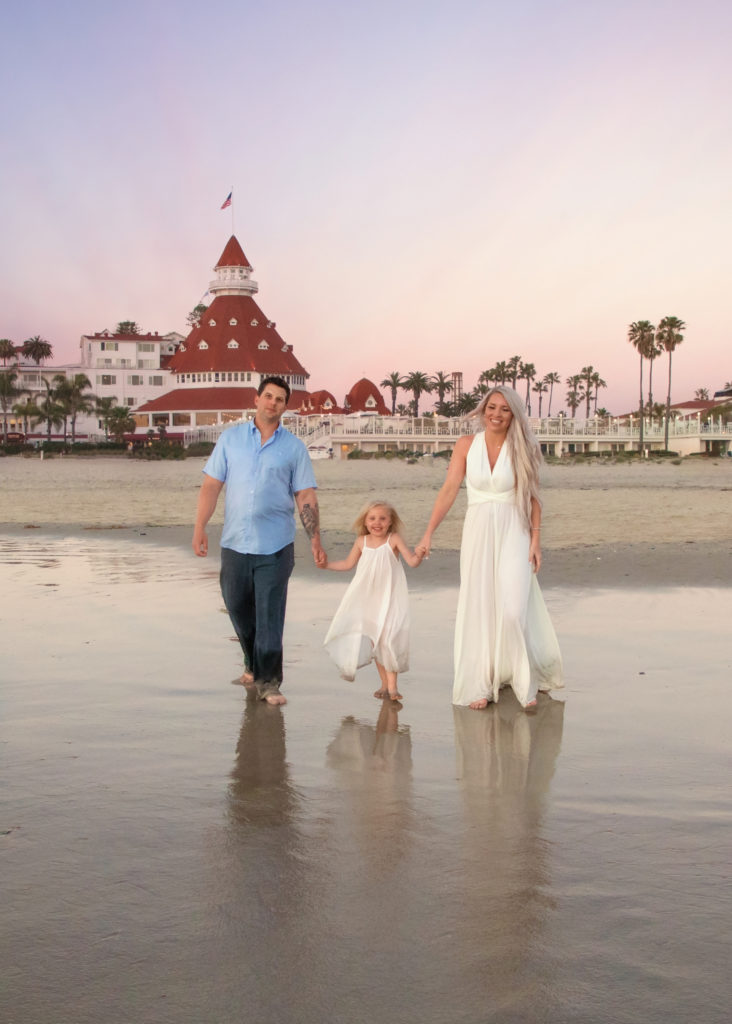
top-left (493, 361), bottom-right (510, 385)
top-left (591, 372), bottom-right (607, 413)
top-left (36, 379), bottom-right (65, 443)
top-left (507, 355), bottom-right (523, 389)
top-left (95, 396), bottom-right (119, 439)
top-left (565, 375), bottom-right (582, 418)
top-left (0, 369), bottom-right (22, 443)
top-left (395, 403), bottom-right (411, 417)
top-left (380, 372), bottom-right (404, 415)
top-left (532, 379), bottom-right (549, 417)
top-left (578, 366), bottom-right (597, 418)
top-left (0, 339), bottom-right (16, 365)
top-left (694, 387), bottom-right (710, 400)
top-left (12, 396), bottom-right (41, 436)
top-left (108, 406), bottom-right (137, 442)
top-left (520, 362), bottom-right (536, 413)
top-left (645, 331), bottom-right (664, 412)
top-left (402, 371), bottom-right (433, 417)
top-left (56, 373), bottom-right (95, 443)
top-left (431, 371), bottom-right (453, 413)
top-left (21, 336), bottom-right (53, 365)
top-left (543, 372), bottom-right (561, 416)
top-left (628, 320), bottom-right (656, 452)
top-left (656, 316), bottom-right (686, 451)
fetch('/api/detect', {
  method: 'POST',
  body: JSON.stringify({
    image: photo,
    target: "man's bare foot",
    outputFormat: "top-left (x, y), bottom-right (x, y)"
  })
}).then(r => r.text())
top-left (469, 698), bottom-right (489, 710)
top-left (388, 690), bottom-right (403, 702)
top-left (257, 682), bottom-right (286, 706)
top-left (374, 688), bottom-right (389, 699)
top-left (239, 670), bottom-right (254, 684)
top-left (264, 692), bottom-right (287, 706)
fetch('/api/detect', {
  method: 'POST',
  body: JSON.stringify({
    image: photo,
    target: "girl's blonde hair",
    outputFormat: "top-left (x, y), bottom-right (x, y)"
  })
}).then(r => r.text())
top-left (352, 499), bottom-right (405, 537)
top-left (472, 386), bottom-right (542, 527)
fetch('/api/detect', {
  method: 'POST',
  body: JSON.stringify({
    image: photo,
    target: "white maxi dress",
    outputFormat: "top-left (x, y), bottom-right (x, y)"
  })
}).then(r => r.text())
top-left (324, 537), bottom-right (410, 681)
top-left (453, 433), bottom-right (563, 708)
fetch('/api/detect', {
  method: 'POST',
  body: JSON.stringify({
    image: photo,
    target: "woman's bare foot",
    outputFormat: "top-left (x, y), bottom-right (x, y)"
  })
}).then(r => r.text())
top-left (524, 698), bottom-right (537, 710)
top-left (373, 688), bottom-right (388, 699)
top-left (469, 698), bottom-right (489, 710)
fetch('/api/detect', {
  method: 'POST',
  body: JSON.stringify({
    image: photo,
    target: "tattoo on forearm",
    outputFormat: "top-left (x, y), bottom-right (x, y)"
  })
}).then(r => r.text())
top-left (300, 502), bottom-right (320, 540)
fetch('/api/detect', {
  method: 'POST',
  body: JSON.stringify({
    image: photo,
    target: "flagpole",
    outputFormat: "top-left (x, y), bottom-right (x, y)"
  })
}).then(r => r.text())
top-left (231, 186), bottom-right (235, 236)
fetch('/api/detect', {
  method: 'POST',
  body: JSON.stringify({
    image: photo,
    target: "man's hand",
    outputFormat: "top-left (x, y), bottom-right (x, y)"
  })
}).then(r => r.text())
top-left (312, 540), bottom-right (327, 568)
top-left (192, 527), bottom-right (208, 557)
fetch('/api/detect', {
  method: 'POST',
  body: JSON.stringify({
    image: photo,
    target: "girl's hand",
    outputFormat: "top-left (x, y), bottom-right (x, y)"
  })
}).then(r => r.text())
top-left (529, 534), bottom-right (542, 573)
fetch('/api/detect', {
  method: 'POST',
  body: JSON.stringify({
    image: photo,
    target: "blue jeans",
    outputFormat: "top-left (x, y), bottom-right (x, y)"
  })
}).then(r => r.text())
top-left (220, 544), bottom-right (295, 686)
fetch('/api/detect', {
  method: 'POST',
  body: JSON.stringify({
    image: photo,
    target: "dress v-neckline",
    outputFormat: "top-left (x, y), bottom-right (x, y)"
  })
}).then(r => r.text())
top-left (483, 433), bottom-right (505, 475)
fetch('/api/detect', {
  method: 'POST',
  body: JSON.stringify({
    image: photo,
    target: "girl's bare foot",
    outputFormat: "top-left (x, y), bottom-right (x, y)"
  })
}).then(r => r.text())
top-left (389, 690), bottom-right (403, 702)
top-left (469, 698), bottom-right (489, 710)
top-left (374, 688), bottom-right (389, 699)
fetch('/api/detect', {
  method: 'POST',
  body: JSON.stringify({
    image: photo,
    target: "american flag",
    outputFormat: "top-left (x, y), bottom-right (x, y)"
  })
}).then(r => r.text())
top-left (220, 191), bottom-right (232, 209)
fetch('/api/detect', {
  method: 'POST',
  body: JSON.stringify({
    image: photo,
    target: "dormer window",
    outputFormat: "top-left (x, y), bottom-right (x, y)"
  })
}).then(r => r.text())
top-left (198, 340), bottom-right (209, 350)
top-left (227, 339), bottom-right (239, 349)
top-left (281, 343), bottom-right (288, 352)
top-left (208, 318), bottom-right (216, 327)
top-left (365, 397), bottom-right (376, 407)
top-left (250, 318), bottom-right (259, 327)
top-left (258, 340), bottom-right (269, 350)
top-left (229, 318), bottom-right (238, 326)
top-left (179, 343), bottom-right (186, 352)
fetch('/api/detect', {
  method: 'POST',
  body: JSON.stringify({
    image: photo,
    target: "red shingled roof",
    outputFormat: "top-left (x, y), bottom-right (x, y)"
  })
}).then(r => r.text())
top-left (344, 378), bottom-right (389, 414)
top-left (215, 236), bottom-right (252, 269)
top-left (307, 389), bottom-right (344, 414)
top-left (169, 294), bottom-right (308, 377)
top-left (136, 386), bottom-right (310, 414)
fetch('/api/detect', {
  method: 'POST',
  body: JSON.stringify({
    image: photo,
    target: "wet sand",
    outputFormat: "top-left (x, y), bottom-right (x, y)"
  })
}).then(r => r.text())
top-left (1, 527), bottom-right (730, 1024)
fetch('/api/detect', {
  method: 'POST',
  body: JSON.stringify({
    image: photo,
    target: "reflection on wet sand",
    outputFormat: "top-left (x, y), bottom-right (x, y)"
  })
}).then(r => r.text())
top-left (326, 701), bottom-right (413, 874)
top-left (452, 692), bottom-right (565, 1009)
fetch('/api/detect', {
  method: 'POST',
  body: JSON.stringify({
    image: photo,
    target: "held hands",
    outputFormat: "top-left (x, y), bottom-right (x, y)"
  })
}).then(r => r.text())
top-left (312, 539), bottom-right (328, 569)
top-left (415, 535), bottom-right (431, 560)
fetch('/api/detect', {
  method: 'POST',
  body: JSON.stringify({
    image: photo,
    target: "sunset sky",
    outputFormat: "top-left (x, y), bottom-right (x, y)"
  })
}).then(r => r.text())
top-left (2, 0), bottom-right (730, 414)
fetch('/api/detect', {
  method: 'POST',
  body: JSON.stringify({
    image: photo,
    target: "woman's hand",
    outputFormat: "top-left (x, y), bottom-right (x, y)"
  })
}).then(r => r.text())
top-left (415, 534), bottom-right (431, 559)
top-left (529, 533), bottom-right (542, 573)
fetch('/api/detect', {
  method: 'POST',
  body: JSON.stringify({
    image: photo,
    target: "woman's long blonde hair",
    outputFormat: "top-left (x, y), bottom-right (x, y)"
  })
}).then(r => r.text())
top-left (473, 386), bottom-right (542, 527)
top-left (352, 499), bottom-right (405, 536)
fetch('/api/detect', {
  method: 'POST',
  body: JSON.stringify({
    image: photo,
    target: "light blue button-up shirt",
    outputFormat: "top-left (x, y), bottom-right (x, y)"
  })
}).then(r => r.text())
top-left (203, 421), bottom-right (317, 555)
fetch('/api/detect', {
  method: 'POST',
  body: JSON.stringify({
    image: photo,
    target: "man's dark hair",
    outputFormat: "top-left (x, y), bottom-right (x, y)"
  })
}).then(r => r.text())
top-left (257, 375), bottom-right (291, 403)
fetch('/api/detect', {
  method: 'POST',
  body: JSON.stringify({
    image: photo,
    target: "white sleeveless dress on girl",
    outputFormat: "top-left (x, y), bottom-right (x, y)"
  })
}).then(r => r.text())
top-left (324, 536), bottom-right (410, 681)
top-left (453, 432), bottom-right (563, 707)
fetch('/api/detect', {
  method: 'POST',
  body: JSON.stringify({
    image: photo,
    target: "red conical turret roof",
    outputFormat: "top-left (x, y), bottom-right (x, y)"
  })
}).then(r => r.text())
top-left (215, 236), bottom-right (252, 269)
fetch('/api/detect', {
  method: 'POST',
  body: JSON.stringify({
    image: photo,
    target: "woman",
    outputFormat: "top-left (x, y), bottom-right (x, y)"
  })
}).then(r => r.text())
top-left (416, 387), bottom-right (563, 709)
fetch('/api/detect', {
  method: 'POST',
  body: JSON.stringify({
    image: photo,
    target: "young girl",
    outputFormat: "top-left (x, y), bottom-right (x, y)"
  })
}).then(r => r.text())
top-left (323, 500), bottom-right (423, 701)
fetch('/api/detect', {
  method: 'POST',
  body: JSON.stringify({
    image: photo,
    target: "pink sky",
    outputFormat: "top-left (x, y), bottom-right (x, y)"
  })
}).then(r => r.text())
top-left (2, 0), bottom-right (730, 414)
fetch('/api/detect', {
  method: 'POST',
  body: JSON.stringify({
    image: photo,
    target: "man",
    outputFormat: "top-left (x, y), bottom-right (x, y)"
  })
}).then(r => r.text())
top-left (192, 376), bottom-right (326, 705)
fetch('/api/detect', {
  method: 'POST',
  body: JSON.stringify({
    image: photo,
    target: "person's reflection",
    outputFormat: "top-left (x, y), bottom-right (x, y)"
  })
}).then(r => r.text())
top-left (326, 700), bottom-right (413, 876)
top-left (228, 696), bottom-right (299, 829)
top-left (452, 692), bottom-right (565, 992)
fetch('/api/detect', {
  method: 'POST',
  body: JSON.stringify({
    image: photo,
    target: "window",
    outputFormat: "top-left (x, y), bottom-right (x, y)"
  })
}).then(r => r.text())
top-left (179, 343), bottom-right (186, 352)
top-left (100, 341), bottom-right (119, 351)
top-left (99, 374), bottom-right (116, 386)
top-left (208, 318), bottom-right (216, 327)
top-left (130, 375), bottom-right (144, 386)
top-left (137, 343), bottom-right (154, 352)
top-left (126, 397), bottom-right (136, 407)
top-left (250, 318), bottom-right (259, 326)
top-left (258, 340), bottom-right (269, 350)
top-left (198, 340), bottom-right (209, 350)
top-left (172, 413), bottom-right (191, 426)
top-left (229, 318), bottom-right (238, 326)
top-left (281, 343), bottom-right (288, 351)
top-left (227, 339), bottom-right (239, 349)
top-left (149, 376), bottom-right (163, 386)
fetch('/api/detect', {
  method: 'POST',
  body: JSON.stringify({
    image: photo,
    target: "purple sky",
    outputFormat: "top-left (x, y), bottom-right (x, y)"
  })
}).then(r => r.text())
top-left (2, 0), bottom-right (730, 413)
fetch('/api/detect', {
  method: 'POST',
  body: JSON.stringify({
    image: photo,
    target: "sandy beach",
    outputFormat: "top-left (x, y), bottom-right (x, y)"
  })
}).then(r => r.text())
top-left (1, 455), bottom-right (731, 1023)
